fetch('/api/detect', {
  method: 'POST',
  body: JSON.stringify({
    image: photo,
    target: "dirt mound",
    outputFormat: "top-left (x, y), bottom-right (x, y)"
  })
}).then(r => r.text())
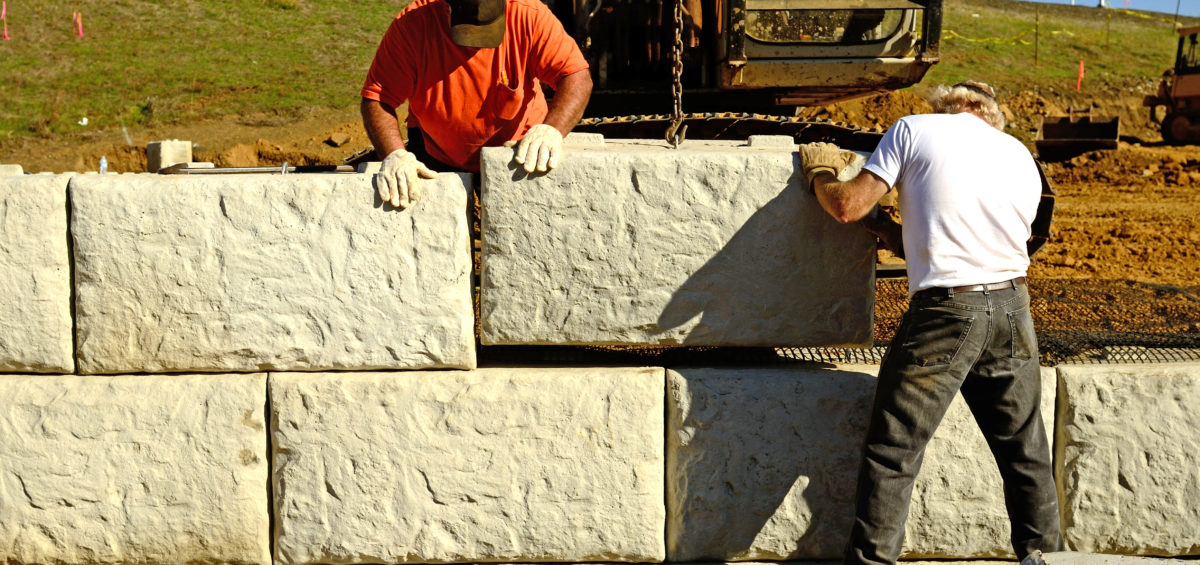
top-left (798, 90), bottom-right (932, 130)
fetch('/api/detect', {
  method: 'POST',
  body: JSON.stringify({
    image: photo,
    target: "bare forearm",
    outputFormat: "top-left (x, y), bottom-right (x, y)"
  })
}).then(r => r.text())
top-left (361, 98), bottom-right (407, 159)
top-left (542, 70), bottom-right (593, 136)
top-left (813, 171), bottom-right (890, 223)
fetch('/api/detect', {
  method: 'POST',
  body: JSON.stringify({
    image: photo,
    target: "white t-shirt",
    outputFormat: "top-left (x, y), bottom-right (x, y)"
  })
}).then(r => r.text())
top-left (862, 112), bottom-right (1041, 296)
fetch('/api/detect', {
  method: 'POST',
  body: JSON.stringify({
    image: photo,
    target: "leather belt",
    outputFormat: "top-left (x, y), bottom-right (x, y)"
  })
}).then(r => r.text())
top-left (949, 276), bottom-right (1026, 294)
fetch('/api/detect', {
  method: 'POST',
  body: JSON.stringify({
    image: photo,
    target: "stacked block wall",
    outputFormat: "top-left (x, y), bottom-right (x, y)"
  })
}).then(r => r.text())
top-left (0, 142), bottom-right (1197, 563)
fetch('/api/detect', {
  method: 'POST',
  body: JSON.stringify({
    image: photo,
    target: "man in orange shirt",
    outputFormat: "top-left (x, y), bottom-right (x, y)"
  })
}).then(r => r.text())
top-left (361, 0), bottom-right (593, 209)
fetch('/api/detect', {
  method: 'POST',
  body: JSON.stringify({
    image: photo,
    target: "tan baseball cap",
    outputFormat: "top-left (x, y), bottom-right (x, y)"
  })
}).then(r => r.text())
top-left (448, 0), bottom-right (506, 48)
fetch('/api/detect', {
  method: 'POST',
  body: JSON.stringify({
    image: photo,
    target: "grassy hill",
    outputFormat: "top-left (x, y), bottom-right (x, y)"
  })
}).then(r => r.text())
top-left (0, 0), bottom-right (1196, 148)
top-left (0, 0), bottom-right (403, 139)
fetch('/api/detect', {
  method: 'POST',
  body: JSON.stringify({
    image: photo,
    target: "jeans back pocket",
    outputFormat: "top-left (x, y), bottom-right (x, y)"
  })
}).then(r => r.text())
top-left (1007, 308), bottom-right (1037, 360)
top-left (899, 308), bottom-right (976, 367)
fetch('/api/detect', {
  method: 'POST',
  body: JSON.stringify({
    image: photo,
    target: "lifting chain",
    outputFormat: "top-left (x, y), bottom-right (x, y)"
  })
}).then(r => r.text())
top-left (665, 0), bottom-right (686, 148)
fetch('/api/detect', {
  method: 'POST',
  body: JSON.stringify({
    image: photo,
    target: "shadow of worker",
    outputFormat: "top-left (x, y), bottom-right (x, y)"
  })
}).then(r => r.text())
top-left (652, 158), bottom-right (875, 346)
top-left (667, 365), bottom-right (877, 560)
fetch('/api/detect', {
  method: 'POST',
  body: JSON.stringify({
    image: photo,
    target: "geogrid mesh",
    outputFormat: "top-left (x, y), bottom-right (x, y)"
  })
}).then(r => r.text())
top-left (482, 278), bottom-right (1200, 367)
top-left (868, 277), bottom-right (1200, 366)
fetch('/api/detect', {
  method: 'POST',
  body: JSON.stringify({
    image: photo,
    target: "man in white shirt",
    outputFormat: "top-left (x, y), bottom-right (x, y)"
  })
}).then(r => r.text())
top-left (800, 81), bottom-right (1064, 565)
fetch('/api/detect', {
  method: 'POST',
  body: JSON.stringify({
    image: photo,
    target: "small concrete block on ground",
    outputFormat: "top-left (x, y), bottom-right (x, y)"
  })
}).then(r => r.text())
top-left (70, 173), bottom-right (475, 374)
top-left (1056, 363), bottom-right (1200, 556)
top-left (480, 140), bottom-right (875, 347)
top-left (0, 373), bottom-right (270, 565)
top-left (666, 365), bottom-right (1056, 561)
top-left (0, 174), bottom-right (74, 373)
top-left (271, 368), bottom-right (666, 564)
top-left (0, 164), bottom-right (24, 176)
top-left (146, 139), bottom-right (193, 172)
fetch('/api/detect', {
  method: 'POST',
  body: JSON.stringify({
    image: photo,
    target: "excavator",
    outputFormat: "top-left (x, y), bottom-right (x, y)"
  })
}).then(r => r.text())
top-left (1144, 24), bottom-right (1200, 145)
top-left (564, 0), bottom-right (944, 149)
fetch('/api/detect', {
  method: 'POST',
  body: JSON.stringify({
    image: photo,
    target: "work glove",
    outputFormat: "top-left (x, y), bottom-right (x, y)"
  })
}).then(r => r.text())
top-left (377, 148), bottom-right (437, 210)
top-left (799, 142), bottom-right (858, 186)
top-left (510, 124), bottom-right (563, 174)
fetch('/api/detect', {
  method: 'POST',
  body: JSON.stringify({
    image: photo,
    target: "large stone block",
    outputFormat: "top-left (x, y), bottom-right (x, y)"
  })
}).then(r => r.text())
top-left (0, 373), bottom-right (270, 565)
top-left (667, 365), bottom-right (1056, 561)
top-left (1057, 363), bottom-right (1200, 556)
top-left (0, 174), bottom-right (74, 373)
top-left (71, 173), bottom-right (475, 374)
top-left (271, 368), bottom-right (666, 564)
top-left (479, 140), bottom-right (876, 347)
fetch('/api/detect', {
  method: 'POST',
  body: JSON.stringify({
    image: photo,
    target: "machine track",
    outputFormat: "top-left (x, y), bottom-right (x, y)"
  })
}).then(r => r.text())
top-left (573, 113), bottom-right (886, 152)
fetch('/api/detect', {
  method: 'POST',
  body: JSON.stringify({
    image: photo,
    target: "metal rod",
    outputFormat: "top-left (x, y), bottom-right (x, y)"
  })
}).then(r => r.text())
top-left (159, 163), bottom-right (358, 175)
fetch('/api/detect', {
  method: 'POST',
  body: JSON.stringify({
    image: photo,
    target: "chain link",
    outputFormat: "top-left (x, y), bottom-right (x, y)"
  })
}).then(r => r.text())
top-left (665, 0), bottom-right (686, 148)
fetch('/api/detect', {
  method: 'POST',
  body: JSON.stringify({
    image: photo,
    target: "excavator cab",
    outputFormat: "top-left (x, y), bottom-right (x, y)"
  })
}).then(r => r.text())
top-left (1144, 25), bottom-right (1200, 144)
top-left (566, 0), bottom-right (943, 116)
top-left (725, 0), bottom-right (942, 105)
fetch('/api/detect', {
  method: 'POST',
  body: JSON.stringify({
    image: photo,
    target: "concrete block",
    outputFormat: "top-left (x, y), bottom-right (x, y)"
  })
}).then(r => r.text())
top-left (0, 373), bottom-right (270, 565)
top-left (0, 164), bottom-right (24, 176)
top-left (667, 365), bottom-right (1056, 561)
top-left (1056, 363), bottom-right (1200, 556)
top-left (0, 174), bottom-right (74, 373)
top-left (564, 132), bottom-right (605, 147)
top-left (271, 368), bottom-right (666, 564)
top-left (71, 173), bottom-right (474, 374)
top-left (146, 139), bottom-right (193, 172)
top-left (747, 135), bottom-right (796, 148)
top-left (480, 140), bottom-right (875, 347)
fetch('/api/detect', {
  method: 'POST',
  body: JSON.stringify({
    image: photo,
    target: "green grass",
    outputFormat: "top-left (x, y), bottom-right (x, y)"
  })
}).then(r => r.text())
top-left (0, 0), bottom-right (1196, 143)
top-left (0, 0), bottom-right (405, 138)
top-left (926, 0), bottom-right (1194, 92)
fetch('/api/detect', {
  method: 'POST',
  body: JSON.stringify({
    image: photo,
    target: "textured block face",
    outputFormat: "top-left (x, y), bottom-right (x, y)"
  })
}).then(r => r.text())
top-left (480, 141), bottom-right (876, 347)
top-left (0, 174), bottom-right (74, 373)
top-left (71, 173), bottom-right (474, 374)
top-left (271, 368), bottom-right (666, 564)
top-left (0, 373), bottom-right (270, 565)
top-left (1057, 363), bottom-right (1200, 556)
top-left (667, 365), bottom-right (1056, 561)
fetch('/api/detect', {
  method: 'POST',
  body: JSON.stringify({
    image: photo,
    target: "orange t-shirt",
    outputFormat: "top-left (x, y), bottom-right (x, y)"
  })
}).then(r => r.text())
top-left (362, 0), bottom-right (589, 172)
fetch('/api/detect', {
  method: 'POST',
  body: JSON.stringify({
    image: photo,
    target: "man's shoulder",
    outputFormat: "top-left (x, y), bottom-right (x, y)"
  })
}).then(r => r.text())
top-left (506, 0), bottom-right (555, 19)
top-left (396, 0), bottom-right (446, 21)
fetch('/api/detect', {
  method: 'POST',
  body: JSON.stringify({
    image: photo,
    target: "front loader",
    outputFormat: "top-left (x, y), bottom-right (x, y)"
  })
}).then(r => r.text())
top-left (1144, 25), bottom-right (1200, 145)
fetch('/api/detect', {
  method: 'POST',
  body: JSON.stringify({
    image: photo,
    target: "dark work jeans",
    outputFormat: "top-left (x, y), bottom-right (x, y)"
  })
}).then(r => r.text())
top-left (844, 284), bottom-right (1064, 565)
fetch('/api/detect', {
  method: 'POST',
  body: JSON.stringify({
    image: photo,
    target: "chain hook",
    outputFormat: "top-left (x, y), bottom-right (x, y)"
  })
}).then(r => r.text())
top-left (666, 0), bottom-right (685, 148)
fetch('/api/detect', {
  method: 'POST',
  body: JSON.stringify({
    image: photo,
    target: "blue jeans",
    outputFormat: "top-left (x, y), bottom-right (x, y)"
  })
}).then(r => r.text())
top-left (844, 283), bottom-right (1064, 565)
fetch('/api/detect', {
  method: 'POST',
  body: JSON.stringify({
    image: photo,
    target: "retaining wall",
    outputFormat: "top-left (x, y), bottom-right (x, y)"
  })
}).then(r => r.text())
top-left (1, 140), bottom-right (1198, 564)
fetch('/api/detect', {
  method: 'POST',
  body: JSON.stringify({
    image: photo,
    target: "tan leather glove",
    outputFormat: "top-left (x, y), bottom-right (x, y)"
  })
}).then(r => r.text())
top-left (511, 124), bottom-right (564, 173)
top-left (799, 142), bottom-right (858, 184)
top-left (377, 148), bottom-right (438, 210)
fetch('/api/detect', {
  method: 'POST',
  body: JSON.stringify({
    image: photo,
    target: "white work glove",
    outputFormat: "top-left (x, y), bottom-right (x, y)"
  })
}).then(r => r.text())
top-left (377, 148), bottom-right (437, 210)
top-left (510, 124), bottom-right (563, 173)
top-left (799, 142), bottom-right (858, 186)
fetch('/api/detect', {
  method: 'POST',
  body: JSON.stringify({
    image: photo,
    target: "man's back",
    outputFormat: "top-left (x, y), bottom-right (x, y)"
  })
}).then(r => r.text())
top-left (864, 112), bottom-right (1041, 294)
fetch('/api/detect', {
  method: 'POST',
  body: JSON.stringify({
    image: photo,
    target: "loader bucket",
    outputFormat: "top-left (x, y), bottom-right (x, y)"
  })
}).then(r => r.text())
top-left (1035, 114), bottom-right (1120, 161)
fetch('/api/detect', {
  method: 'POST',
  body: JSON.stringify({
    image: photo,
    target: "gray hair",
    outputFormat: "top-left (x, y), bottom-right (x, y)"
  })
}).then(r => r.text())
top-left (927, 80), bottom-right (1005, 130)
